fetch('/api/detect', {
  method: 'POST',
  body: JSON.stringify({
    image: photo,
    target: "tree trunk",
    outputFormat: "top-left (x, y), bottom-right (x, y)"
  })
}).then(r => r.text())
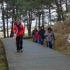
top-left (56, 0), bottom-right (64, 21)
top-left (48, 5), bottom-right (51, 25)
top-left (10, 17), bottom-right (14, 37)
top-left (2, 2), bottom-right (6, 38)
top-left (6, 4), bottom-right (9, 37)
top-left (10, 9), bottom-right (15, 37)
top-left (66, 0), bottom-right (68, 12)
top-left (56, 0), bottom-right (61, 21)
top-left (60, 0), bottom-right (64, 21)
top-left (38, 13), bottom-right (41, 29)
top-left (42, 12), bottom-right (44, 29)
top-left (35, 17), bottom-right (37, 28)
top-left (27, 11), bottom-right (32, 36)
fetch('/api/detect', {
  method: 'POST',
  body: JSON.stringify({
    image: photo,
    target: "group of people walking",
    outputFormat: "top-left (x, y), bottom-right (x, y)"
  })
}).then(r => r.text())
top-left (13, 19), bottom-right (55, 52)
top-left (32, 27), bottom-right (55, 49)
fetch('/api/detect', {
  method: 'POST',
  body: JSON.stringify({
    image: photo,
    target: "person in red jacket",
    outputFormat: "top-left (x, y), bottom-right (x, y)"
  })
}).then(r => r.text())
top-left (13, 19), bottom-right (25, 52)
top-left (34, 31), bottom-right (40, 43)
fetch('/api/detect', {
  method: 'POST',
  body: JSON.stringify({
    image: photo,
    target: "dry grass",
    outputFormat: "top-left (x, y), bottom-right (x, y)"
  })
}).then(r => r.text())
top-left (53, 18), bottom-right (70, 55)
top-left (0, 40), bottom-right (8, 70)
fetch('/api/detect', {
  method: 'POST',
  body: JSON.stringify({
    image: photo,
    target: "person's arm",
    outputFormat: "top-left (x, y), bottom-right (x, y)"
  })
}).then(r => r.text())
top-left (19, 24), bottom-right (25, 36)
top-left (44, 31), bottom-right (48, 37)
top-left (13, 25), bottom-right (17, 37)
top-left (13, 25), bottom-right (17, 33)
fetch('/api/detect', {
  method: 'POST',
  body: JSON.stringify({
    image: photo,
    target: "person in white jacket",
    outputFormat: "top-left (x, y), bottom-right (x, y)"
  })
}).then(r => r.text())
top-left (67, 34), bottom-right (70, 43)
top-left (44, 27), bottom-right (55, 49)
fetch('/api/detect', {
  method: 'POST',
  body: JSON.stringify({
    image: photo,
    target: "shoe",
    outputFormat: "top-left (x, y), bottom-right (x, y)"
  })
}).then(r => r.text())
top-left (20, 49), bottom-right (23, 52)
top-left (17, 50), bottom-right (20, 52)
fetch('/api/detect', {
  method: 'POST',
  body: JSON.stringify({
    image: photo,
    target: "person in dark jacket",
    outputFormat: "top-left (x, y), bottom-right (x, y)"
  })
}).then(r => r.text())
top-left (13, 19), bottom-right (25, 52)
top-left (39, 27), bottom-right (45, 45)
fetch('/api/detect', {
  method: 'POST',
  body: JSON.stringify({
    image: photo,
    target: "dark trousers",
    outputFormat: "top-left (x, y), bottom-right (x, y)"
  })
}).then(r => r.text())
top-left (16, 36), bottom-right (23, 50)
top-left (39, 38), bottom-right (44, 45)
top-left (35, 40), bottom-right (39, 43)
top-left (47, 41), bottom-right (53, 49)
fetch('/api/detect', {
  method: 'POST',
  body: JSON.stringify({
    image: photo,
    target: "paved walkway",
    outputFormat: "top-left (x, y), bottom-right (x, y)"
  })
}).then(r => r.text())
top-left (2, 38), bottom-right (70, 70)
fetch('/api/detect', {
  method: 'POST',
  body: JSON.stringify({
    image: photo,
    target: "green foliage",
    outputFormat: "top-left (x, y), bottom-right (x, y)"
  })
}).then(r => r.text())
top-left (5, 0), bottom-right (56, 13)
